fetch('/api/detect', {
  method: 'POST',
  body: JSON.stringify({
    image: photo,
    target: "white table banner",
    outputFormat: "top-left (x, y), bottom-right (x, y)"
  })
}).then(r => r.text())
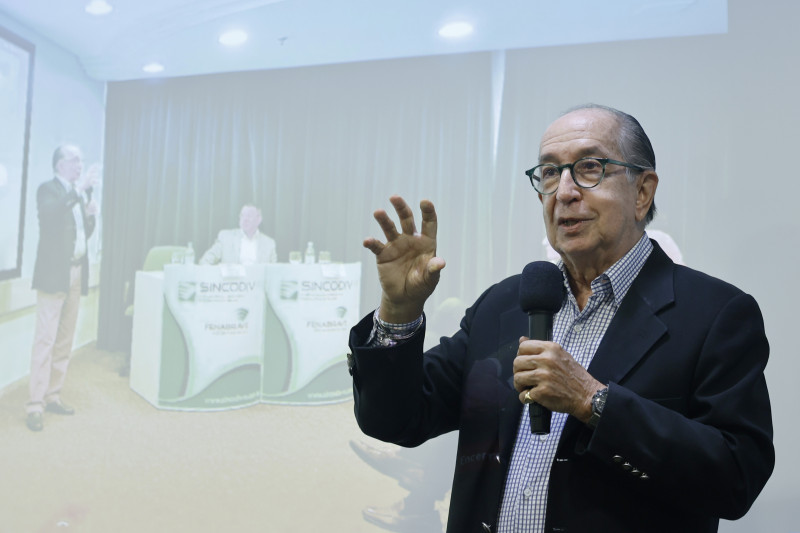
top-left (130, 263), bottom-right (360, 410)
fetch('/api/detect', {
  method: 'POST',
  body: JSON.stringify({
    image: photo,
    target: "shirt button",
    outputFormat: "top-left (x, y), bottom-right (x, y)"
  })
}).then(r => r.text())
top-left (523, 488), bottom-right (533, 498)
top-left (539, 434), bottom-right (548, 442)
top-left (573, 323), bottom-right (583, 332)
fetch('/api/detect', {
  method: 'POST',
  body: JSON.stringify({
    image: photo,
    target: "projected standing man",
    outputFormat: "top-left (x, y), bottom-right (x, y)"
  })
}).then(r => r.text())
top-left (347, 104), bottom-right (774, 532)
top-left (199, 204), bottom-right (277, 265)
top-left (26, 144), bottom-right (97, 432)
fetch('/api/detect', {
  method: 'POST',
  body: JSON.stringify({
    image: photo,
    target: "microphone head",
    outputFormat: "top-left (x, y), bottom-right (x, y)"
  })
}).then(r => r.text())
top-left (519, 261), bottom-right (564, 314)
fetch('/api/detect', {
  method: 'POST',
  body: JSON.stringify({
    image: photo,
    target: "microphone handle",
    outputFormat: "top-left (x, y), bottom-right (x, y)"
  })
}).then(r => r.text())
top-left (528, 311), bottom-right (553, 434)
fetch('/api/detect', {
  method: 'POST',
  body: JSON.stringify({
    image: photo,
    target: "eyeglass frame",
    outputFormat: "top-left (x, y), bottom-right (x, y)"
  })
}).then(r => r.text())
top-left (525, 157), bottom-right (648, 195)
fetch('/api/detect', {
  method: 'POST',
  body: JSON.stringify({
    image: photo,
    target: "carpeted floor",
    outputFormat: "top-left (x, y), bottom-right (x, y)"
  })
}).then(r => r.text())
top-left (0, 344), bottom-right (426, 533)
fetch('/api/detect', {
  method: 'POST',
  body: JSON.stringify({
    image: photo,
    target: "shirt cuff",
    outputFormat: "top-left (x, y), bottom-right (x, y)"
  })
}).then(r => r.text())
top-left (365, 307), bottom-right (423, 348)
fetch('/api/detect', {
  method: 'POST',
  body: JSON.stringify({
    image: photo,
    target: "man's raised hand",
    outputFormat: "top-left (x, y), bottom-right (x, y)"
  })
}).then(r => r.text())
top-left (363, 196), bottom-right (445, 323)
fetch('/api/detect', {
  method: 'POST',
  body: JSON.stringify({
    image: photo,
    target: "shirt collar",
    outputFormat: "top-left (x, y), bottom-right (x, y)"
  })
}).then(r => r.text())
top-left (557, 233), bottom-right (653, 307)
top-left (55, 175), bottom-right (73, 191)
top-left (240, 228), bottom-right (260, 241)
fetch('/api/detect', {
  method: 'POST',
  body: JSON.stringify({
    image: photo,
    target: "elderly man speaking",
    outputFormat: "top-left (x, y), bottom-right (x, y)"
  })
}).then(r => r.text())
top-left (347, 104), bottom-right (773, 533)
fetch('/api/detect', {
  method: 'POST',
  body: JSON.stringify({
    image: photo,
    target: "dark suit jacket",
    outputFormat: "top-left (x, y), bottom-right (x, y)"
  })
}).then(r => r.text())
top-left (31, 178), bottom-right (96, 295)
top-left (349, 243), bottom-right (773, 533)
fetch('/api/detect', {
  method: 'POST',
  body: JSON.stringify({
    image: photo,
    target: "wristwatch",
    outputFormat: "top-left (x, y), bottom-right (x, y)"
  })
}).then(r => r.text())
top-left (587, 387), bottom-right (609, 428)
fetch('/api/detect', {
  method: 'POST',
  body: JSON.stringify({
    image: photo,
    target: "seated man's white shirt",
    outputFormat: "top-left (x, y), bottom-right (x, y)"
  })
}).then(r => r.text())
top-left (240, 232), bottom-right (258, 265)
top-left (198, 228), bottom-right (277, 265)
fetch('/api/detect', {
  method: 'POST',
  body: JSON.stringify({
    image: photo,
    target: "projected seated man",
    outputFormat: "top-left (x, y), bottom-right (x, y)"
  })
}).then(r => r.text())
top-left (199, 204), bottom-right (277, 265)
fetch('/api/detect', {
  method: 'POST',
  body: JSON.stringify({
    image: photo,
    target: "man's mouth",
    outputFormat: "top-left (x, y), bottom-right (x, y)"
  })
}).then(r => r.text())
top-left (559, 218), bottom-right (585, 227)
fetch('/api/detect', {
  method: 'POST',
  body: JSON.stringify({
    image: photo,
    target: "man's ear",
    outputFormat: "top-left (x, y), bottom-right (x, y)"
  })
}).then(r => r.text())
top-left (635, 170), bottom-right (658, 223)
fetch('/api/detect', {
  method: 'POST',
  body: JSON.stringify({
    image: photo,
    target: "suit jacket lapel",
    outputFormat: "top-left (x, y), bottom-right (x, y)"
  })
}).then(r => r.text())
top-left (491, 245), bottom-right (676, 459)
top-left (586, 243), bottom-right (675, 385)
top-left (51, 177), bottom-right (71, 208)
top-left (497, 306), bottom-right (526, 461)
top-left (565, 242), bottom-right (675, 444)
top-left (53, 178), bottom-right (80, 233)
top-left (77, 190), bottom-right (88, 219)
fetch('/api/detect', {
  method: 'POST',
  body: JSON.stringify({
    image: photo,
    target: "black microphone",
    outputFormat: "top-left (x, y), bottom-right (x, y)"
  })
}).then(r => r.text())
top-left (519, 261), bottom-right (565, 434)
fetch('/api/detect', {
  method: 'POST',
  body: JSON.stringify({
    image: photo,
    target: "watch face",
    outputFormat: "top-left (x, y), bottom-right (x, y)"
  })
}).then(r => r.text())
top-left (593, 388), bottom-right (608, 414)
top-left (595, 397), bottom-right (605, 412)
top-left (588, 388), bottom-right (608, 428)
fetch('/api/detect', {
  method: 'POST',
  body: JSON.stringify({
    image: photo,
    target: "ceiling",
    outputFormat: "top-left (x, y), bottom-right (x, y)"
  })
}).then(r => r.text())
top-left (0, 0), bottom-right (727, 82)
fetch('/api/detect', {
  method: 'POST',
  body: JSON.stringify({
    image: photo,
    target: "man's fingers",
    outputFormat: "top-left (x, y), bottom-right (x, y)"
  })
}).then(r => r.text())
top-left (363, 237), bottom-right (385, 256)
top-left (419, 199), bottom-right (438, 240)
top-left (513, 355), bottom-right (538, 374)
top-left (390, 196), bottom-right (418, 236)
top-left (380, 196), bottom-right (437, 239)
top-left (373, 209), bottom-right (400, 241)
top-left (368, 197), bottom-right (440, 262)
top-left (518, 339), bottom-right (551, 356)
top-left (513, 372), bottom-right (536, 393)
top-left (521, 389), bottom-right (535, 404)
top-left (426, 256), bottom-right (446, 276)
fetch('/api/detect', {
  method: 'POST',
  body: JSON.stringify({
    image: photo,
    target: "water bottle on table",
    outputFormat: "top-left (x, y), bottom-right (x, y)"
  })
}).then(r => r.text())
top-left (184, 242), bottom-right (195, 264)
top-left (304, 241), bottom-right (315, 264)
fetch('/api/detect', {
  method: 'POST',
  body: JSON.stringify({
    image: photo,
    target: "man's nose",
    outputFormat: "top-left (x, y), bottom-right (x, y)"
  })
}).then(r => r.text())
top-left (555, 167), bottom-right (580, 201)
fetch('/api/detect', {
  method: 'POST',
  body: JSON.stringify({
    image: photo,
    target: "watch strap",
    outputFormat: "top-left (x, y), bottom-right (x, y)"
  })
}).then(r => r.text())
top-left (587, 386), bottom-right (609, 428)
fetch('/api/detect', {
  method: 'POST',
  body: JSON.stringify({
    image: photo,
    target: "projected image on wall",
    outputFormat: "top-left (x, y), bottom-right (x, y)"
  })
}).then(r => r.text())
top-left (0, 25), bottom-right (33, 281)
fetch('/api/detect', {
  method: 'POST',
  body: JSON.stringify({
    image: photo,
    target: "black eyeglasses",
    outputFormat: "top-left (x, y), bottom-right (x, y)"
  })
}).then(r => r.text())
top-left (525, 157), bottom-right (646, 195)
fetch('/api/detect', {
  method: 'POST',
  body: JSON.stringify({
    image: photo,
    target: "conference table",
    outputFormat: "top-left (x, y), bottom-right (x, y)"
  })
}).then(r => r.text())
top-left (129, 262), bottom-right (361, 410)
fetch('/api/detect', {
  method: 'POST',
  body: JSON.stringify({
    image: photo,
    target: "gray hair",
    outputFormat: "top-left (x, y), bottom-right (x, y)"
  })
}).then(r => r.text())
top-left (52, 144), bottom-right (82, 172)
top-left (562, 104), bottom-right (657, 225)
top-left (240, 204), bottom-right (262, 217)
